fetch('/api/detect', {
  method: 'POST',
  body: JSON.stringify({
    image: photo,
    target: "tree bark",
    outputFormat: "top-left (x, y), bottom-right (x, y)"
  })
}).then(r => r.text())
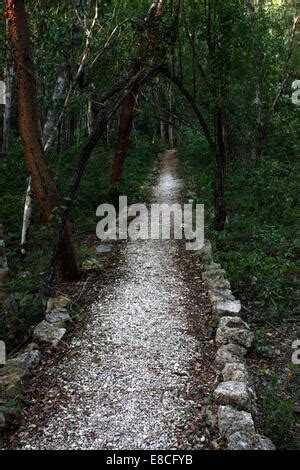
top-left (160, 111), bottom-right (170, 143)
top-left (0, 98), bottom-right (3, 162)
top-left (111, 59), bottom-right (142, 184)
top-left (2, 65), bottom-right (13, 161)
top-left (213, 109), bottom-right (227, 231)
top-left (20, 69), bottom-right (67, 253)
top-left (0, 223), bottom-right (10, 298)
top-left (110, 0), bottom-right (170, 184)
top-left (43, 69), bottom-right (66, 151)
top-left (162, 68), bottom-right (227, 230)
top-left (6, 0), bottom-right (80, 281)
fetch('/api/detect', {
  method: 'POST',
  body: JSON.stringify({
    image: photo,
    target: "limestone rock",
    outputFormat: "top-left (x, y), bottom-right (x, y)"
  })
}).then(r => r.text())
top-left (33, 320), bottom-right (66, 348)
top-left (212, 299), bottom-right (241, 316)
top-left (214, 381), bottom-right (254, 411)
top-left (222, 363), bottom-right (249, 383)
top-left (46, 295), bottom-right (70, 312)
top-left (202, 269), bottom-right (227, 282)
top-left (216, 316), bottom-right (254, 349)
top-left (215, 343), bottom-right (247, 366)
top-left (7, 350), bottom-right (41, 371)
top-left (227, 431), bottom-right (275, 450)
top-left (195, 240), bottom-right (212, 263)
top-left (0, 366), bottom-right (25, 429)
top-left (46, 308), bottom-right (71, 325)
top-left (218, 405), bottom-right (255, 438)
top-left (203, 262), bottom-right (221, 271)
top-left (207, 278), bottom-right (231, 290)
top-left (208, 289), bottom-right (235, 304)
top-left (0, 365), bottom-right (26, 398)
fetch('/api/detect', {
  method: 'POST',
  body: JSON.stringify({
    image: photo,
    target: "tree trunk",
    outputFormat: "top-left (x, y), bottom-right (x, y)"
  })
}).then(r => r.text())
top-left (2, 65), bottom-right (13, 162)
top-left (43, 69), bottom-right (66, 151)
top-left (0, 95), bottom-right (3, 162)
top-left (111, 59), bottom-right (142, 184)
top-left (20, 70), bottom-right (66, 253)
top-left (0, 223), bottom-right (10, 298)
top-left (6, 0), bottom-right (80, 281)
top-left (110, 1), bottom-right (169, 185)
top-left (160, 108), bottom-right (170, 143)
top-left (20, 178), bottom-right (33, 254)
top-left (213, 109), bottom-right (227, 231)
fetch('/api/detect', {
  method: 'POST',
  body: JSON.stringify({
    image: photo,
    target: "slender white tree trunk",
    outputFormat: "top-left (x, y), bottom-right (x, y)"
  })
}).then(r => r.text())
top-left (43, 70), bottom-right (66, 152)
top-left (20, 180), bottom-right (33, 254)
top-left (0, 223), bottom-right (10, 295)
top-left (20, 71), bottom-right (66, 254)
top-left (2, 65), bottom-right (14, 162)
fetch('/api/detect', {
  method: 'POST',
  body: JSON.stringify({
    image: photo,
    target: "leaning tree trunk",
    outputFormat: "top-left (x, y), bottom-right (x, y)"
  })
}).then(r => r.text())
top-left (111, 59), bottom-right (142, 184)
top-left (213, 109), bottom-right (227, 231)
top-left (21, 69), bottom-right (66, 253)
top-left (111, 1), bottom-right (168, 184)
top-left (6, 0), bottom-right (80, 281)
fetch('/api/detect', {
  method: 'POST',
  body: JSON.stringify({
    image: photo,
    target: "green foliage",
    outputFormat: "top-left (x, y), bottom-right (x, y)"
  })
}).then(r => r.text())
top-left (259, 374), bottom-right (295, 447)
top-left (0, 131), bottom-right (160, 348)
top-left (179, 133), bottom-right (298, 323)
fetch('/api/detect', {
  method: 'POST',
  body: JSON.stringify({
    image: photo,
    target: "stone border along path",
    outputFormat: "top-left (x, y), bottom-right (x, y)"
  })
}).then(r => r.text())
top-left (196, 240), bottom-right (276, 450)
top-left (0, 150), bottom-right (275, 450)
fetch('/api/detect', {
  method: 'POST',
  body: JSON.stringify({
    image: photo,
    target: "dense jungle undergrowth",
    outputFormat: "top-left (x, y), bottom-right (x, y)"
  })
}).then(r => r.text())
top-left (178, 119), bottom-right (299, 448)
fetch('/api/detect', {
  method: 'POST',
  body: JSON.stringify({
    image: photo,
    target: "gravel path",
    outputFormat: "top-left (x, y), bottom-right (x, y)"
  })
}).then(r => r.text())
top-left (11, 150), bottom-right (214, 450)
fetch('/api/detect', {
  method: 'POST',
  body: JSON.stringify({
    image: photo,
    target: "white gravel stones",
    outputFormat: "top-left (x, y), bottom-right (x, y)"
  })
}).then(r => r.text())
top-left (12, 151), bottom-right (209, 450)
top-left (33, 320), bottom-right (66, 348)
top-left (227, 431), bottom-right (276, 450)
top-left (222, 363), bottom-right (249, 383)
top-left (213, 381), bottom-right (253, 410)
top-left (215, 343), bottom-right (247, 366)
top-left (218, 406), bottom-right (255, 438)
top-left (216, 316), bottom-right (254, 349)
top-left (212, 299), bottom-right (241, 316)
